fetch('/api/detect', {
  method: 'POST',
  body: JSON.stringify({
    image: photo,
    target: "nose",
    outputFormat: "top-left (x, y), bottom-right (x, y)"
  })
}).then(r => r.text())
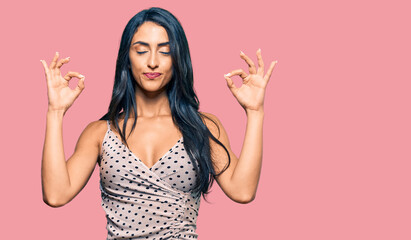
top-left (147, 51), bottom-right (159, 70)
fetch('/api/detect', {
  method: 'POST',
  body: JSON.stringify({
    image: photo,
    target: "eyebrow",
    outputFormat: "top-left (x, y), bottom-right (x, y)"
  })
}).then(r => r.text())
top-left (132, 41), bottom-right (170, 47)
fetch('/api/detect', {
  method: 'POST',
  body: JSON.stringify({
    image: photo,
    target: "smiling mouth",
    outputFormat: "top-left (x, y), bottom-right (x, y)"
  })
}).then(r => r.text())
top-left (144, 73), bottom-right (162, 79)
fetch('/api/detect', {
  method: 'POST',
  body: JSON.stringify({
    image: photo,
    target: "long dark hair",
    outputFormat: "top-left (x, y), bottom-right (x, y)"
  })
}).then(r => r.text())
top-left (99, 7), bottom-right (230, 201)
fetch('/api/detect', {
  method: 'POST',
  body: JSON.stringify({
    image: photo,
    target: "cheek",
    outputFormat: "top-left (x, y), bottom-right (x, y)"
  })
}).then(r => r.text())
top-left (130, 67), bottom-right (142, 82)
top-left (165, 66), bottom-right (173, 80)
top-left (165, 60), bottom-right (173, 75)
top-left (129, 61), bottom-right (143, 77)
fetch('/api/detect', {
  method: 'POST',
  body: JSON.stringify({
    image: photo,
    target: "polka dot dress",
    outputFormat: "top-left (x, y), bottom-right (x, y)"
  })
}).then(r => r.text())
top-left (99, 120), bottom-right (201, 240)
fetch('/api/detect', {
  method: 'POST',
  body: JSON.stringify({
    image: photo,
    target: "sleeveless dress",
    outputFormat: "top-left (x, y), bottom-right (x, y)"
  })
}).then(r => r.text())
top-left (99, 120), bottom-right (201, 239)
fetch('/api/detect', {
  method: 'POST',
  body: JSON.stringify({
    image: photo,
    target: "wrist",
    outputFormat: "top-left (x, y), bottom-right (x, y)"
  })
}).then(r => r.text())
top-left (47, 108), bottom-right (66, 117)
top-left (245, 108), bottom-right (264, 117)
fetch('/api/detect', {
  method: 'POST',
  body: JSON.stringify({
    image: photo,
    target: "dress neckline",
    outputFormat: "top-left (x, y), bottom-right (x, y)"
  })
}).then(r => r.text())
top-left (106, 120), bottom-right (183, 170)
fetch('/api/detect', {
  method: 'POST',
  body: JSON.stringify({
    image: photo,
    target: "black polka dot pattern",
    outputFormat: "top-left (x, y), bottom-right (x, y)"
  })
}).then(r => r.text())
top-left (99, 120), bottom-right (201, 239)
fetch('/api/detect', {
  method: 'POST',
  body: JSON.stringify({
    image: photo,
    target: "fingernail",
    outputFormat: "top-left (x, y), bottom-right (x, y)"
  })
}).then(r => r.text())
top-left (56, 51), bottom-right (59, 55)
top-left (79, 74), bottom-right (85, 78)
top-left (224, 73), bottom-right (231, 77)
top-left (240, 51), bottom-right (244, 55)
top-left (67, 57), bottom-right (70, 59)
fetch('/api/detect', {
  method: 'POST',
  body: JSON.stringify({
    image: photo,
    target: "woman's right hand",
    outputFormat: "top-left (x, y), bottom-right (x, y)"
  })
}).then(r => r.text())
top-left (40, 52), bottom-right (85, 115)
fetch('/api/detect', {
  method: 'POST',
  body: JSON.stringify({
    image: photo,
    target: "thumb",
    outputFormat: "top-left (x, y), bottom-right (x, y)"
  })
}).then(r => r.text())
top-left (73, 76), bottom-right (85, 98)
top-left (224, 73), bottom-right (238, 94)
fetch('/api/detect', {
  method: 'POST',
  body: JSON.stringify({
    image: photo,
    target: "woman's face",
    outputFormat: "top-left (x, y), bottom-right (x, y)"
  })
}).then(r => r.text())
top-left (129, 21), bottom-right (173, 94)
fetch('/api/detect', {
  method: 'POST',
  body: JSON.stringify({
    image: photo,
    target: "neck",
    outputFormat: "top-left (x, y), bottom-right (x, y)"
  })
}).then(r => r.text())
top-left (133, 87), bottom-right (171, 119)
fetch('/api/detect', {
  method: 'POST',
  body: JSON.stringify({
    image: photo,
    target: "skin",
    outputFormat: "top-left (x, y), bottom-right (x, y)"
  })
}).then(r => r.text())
top-left (40, 21), bottom-right (277, 207)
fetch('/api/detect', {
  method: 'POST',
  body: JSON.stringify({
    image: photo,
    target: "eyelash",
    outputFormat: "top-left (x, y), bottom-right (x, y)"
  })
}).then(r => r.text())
top-left (136, 51), bottom-right (170, 55)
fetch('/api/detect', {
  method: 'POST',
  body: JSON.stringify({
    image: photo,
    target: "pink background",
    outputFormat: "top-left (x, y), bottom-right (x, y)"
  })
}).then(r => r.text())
top-left (1, 0), bottom-right (410, 239)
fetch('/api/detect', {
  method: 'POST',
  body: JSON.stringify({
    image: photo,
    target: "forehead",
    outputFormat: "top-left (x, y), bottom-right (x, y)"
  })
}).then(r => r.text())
top-left (131, 21), bottom-right (169, 43)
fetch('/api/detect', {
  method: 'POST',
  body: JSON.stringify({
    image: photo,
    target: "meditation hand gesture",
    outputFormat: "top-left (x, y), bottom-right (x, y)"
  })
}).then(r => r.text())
top-left (224, 49), bottom-right (277, 113)
top-left (40, 52), bottom-right (85, 115)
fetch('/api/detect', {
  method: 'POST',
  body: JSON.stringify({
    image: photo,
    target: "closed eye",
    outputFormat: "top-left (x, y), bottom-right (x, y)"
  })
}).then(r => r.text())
top-left (136, 51), bottom-right (169, 55)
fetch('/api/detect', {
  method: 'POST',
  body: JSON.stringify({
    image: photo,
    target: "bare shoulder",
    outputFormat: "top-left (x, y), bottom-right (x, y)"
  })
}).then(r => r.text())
top-left (83, 119), bottom-right (107, 135)
top-left (198, 112), bottom-right (237, 176)
top-left (199, 111), bottom-right (218, 121)
top-left (77, 119), bottom-right (108, 150)
top-left (86, 119), bottom-right (108, 130)
top-left (199, 111), bottom-right (225, 140)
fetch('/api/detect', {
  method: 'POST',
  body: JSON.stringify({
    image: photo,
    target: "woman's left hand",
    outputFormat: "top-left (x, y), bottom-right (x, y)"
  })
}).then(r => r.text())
top-left (224, 49), bottom-right (277, 113)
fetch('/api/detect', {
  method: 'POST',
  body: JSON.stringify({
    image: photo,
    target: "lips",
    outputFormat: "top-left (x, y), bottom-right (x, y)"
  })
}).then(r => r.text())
top-left (144, 72), bottom-right (161, 79)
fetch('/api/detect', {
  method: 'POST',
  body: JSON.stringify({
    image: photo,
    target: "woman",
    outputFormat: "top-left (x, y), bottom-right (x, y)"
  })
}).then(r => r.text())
top-left (41, 7), bottom-right (276, 240)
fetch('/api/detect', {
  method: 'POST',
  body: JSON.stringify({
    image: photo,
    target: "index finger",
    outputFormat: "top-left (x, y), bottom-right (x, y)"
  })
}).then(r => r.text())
top-left (264, 60), bottom-right (278, 83)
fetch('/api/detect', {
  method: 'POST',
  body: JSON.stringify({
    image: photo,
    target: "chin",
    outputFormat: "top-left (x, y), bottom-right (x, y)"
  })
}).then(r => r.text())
top-left (138, 83), bottom-right (167, 93)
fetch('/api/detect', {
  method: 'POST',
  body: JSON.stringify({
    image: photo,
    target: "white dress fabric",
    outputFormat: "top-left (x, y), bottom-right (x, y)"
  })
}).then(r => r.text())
top-left (99, 120), bottom-right (201, 239)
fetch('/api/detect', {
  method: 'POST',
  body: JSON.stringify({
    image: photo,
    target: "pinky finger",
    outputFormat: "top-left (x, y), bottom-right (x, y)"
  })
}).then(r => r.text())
top-left (264, 60), bottom-right (278, 83)
top-left (40, 60), bottom-right (50, 75)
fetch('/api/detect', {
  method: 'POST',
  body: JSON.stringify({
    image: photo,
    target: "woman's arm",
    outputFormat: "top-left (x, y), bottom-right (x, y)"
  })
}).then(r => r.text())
top-left (203, 49), bottom-right (276, 204)
top-left (42, 113), bottom-right (103, 207)
top-left (42, 109), bottom-right (70, 207)
top-left (41, 52), bottom-right (101, 207)
top-left (202, 110), bottom-right (263, 204)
